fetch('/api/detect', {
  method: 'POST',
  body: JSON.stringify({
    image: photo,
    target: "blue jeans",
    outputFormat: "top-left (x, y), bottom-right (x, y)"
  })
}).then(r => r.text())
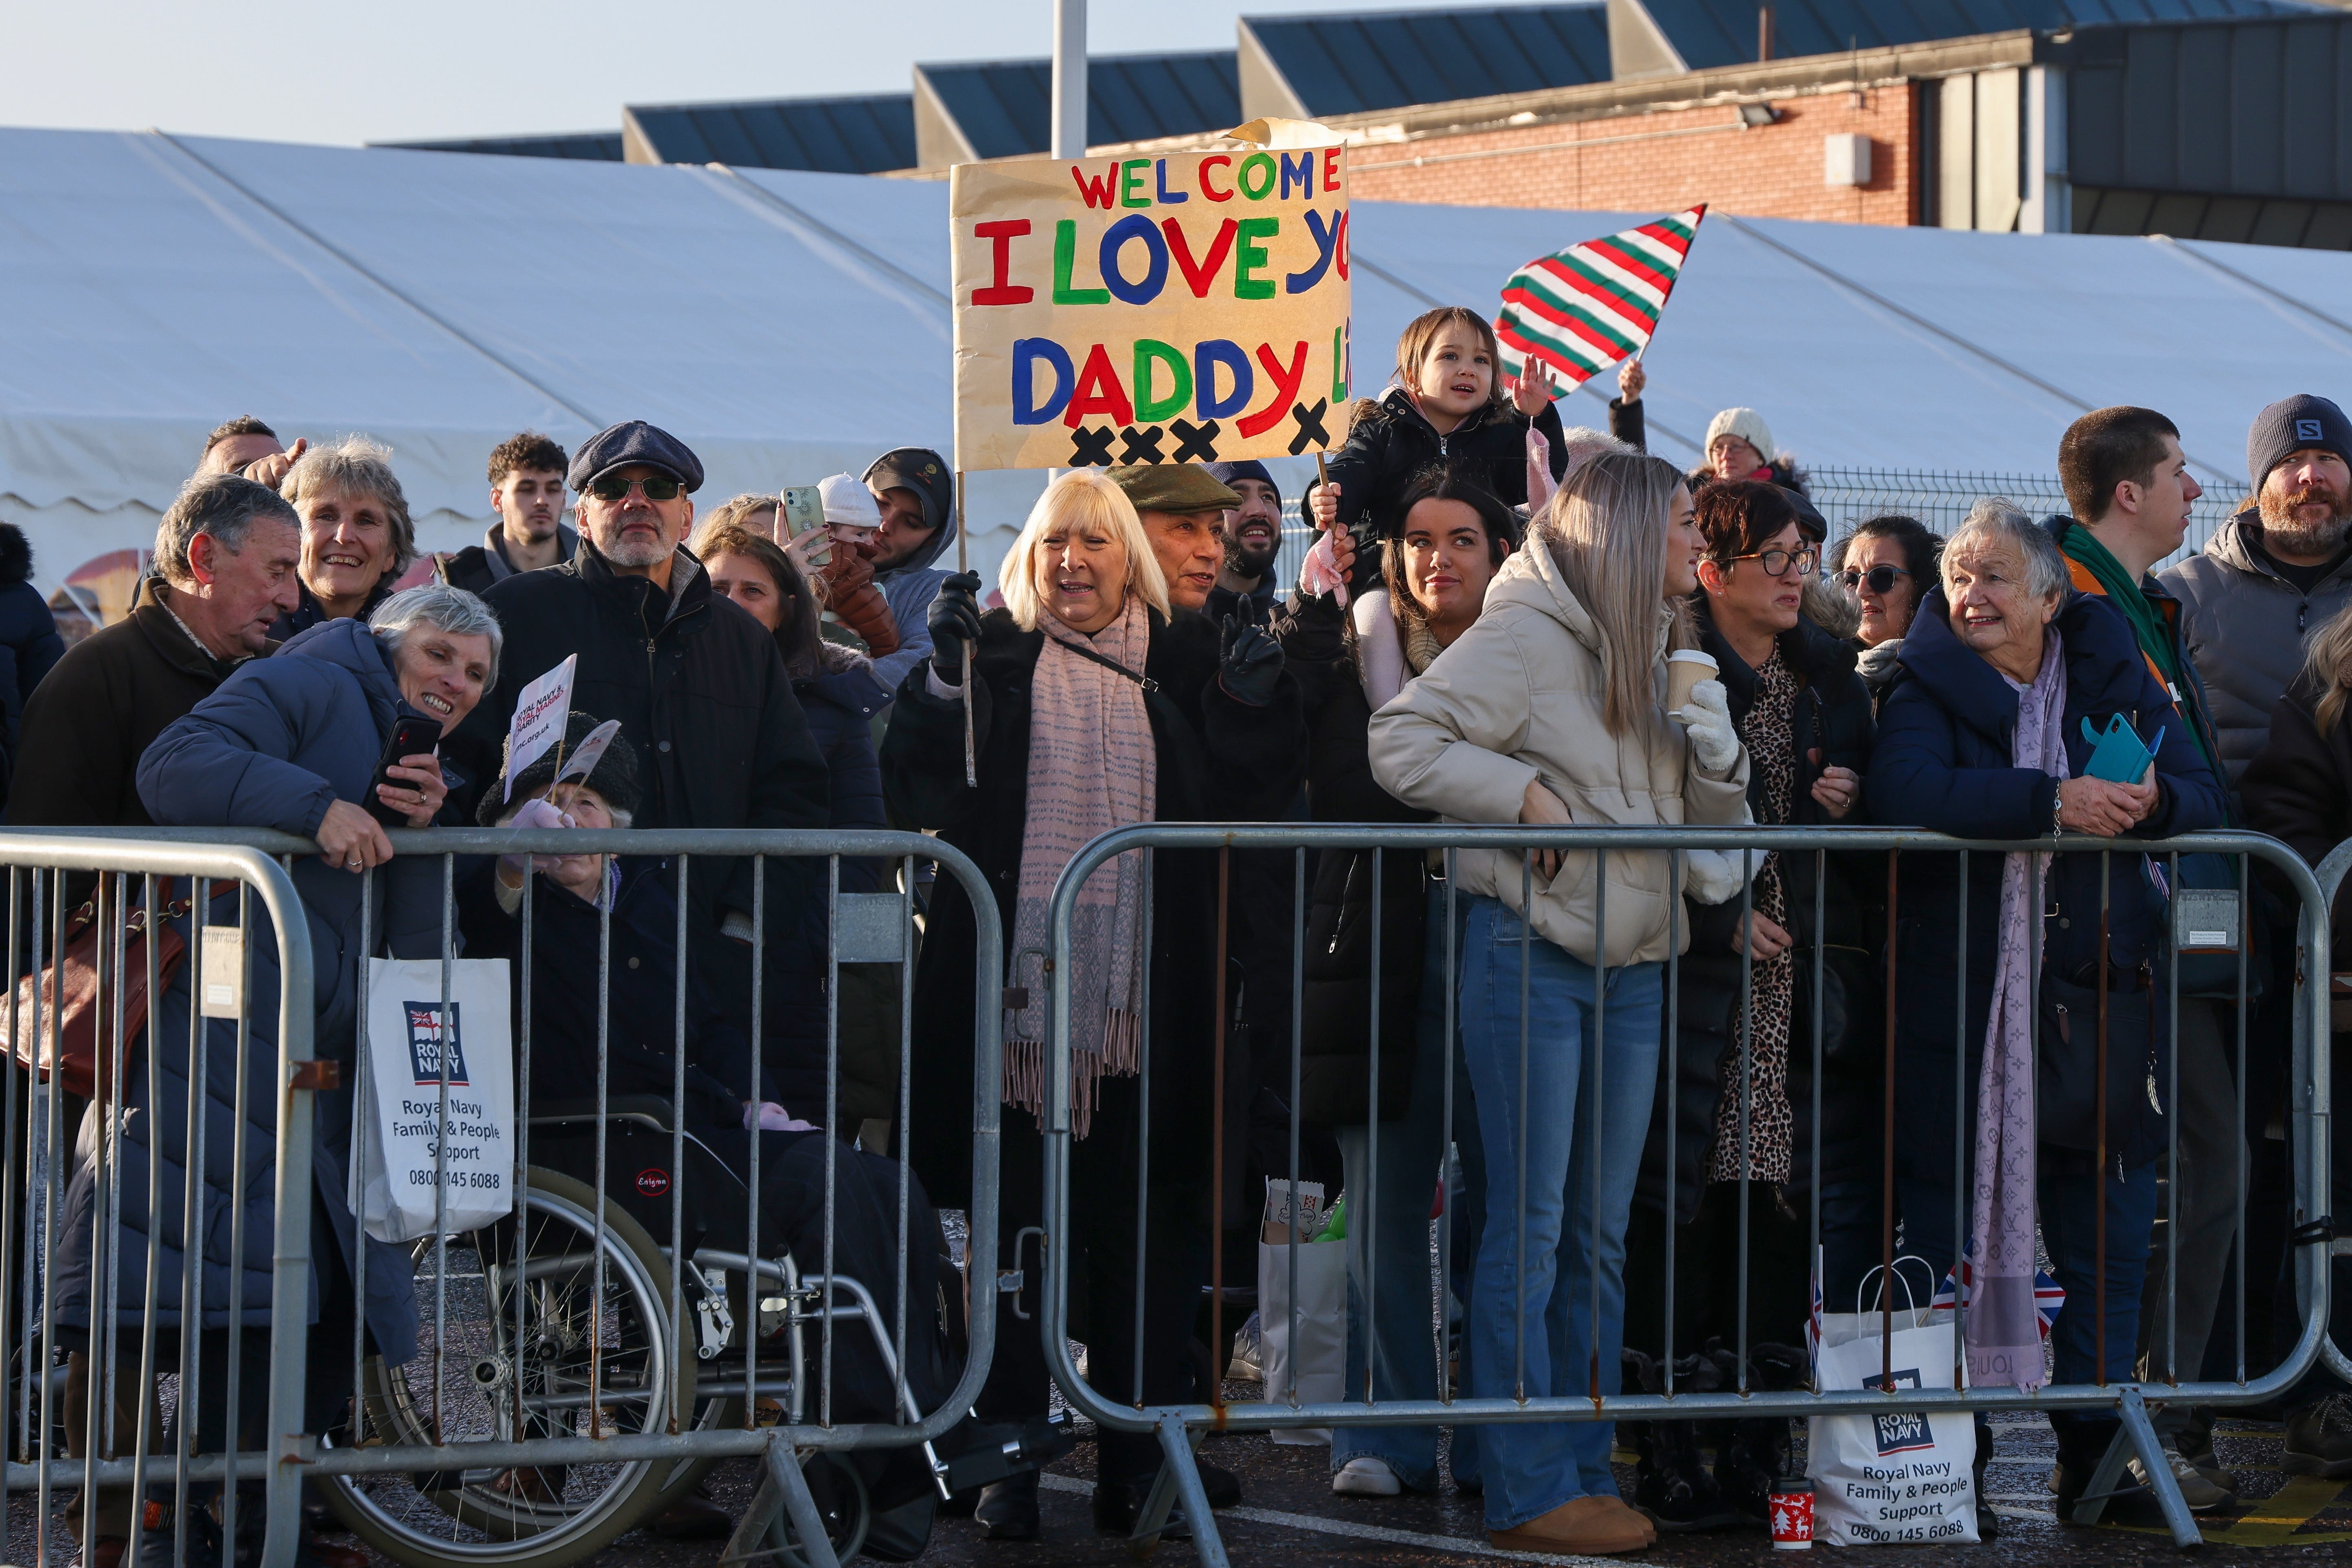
top-left (1332, 887), bottom-right (1483, 1490)
top-left (1455, 895), bottom-right (1663, 1530)
top-left (1900, 1158), bottom-right (2158, 1464)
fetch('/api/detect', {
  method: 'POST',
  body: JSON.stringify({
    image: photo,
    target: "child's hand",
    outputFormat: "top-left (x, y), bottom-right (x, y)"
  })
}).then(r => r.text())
top-left (1309, 480), bottom-right (1340, 532)
top-left (1507, 369), bottom-right (1550, 417)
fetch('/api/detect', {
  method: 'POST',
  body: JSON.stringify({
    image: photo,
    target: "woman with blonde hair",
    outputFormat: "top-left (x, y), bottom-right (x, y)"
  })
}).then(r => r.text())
top-left (1369, 452), bottom-right (1750, 1557)
top-left (880, 471), bottom-right (1306, 1541)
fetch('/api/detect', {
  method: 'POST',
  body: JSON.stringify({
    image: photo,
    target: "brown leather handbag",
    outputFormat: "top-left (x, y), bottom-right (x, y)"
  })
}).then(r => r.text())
top-left (9, 882), bottom-right (209, 1100)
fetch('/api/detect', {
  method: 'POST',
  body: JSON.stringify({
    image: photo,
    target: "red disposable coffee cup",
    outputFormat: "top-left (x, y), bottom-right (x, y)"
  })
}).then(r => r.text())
top-left (1770, 1478), bottom-right (1815, 1550)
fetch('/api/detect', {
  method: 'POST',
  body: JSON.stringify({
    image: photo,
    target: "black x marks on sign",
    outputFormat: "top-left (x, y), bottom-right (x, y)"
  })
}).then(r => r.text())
top-left (1287, 399), bottom-right (1330, 456)
top-left (1119, 426), bottom-right (1165, 464)
top-left (1170, 419), bottom-right (1220, 463)
top-left (1068, 426), bottom-right (1117, 466)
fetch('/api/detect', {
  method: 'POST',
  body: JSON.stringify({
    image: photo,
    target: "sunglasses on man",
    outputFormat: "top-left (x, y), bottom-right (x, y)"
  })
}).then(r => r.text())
top-left (587, 474), bottom-right (684, 502)
top-left (1836, 565), bottom-right (1912, 596)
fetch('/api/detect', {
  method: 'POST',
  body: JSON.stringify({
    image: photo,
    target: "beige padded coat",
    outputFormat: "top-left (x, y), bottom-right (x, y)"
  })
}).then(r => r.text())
top-left (1366, 539), bottom-right (1750, 968)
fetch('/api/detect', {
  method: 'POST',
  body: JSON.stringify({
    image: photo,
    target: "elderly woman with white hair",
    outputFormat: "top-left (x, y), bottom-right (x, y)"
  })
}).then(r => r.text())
top-left (1865, 500), bottom-right (2224, 1512)
top-left (273, 434), bottom-right (419, 638)
top-left (882, 471), bottom-right (1303, 1540)
top-left (47, 585), bottom-right (498, 1563)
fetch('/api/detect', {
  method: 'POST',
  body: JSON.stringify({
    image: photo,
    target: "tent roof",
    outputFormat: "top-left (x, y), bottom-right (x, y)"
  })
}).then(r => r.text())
top-left (8, 125), bottom-right (2352, 562)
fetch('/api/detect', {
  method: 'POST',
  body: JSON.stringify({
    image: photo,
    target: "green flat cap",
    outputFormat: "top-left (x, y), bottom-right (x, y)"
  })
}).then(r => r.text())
top-left (1107, 464), bottom-right (1240, 515)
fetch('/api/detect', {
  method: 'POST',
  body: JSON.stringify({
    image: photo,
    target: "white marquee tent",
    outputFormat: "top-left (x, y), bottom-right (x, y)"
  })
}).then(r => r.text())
top-left (7, 124), bottom-right (2352, 603)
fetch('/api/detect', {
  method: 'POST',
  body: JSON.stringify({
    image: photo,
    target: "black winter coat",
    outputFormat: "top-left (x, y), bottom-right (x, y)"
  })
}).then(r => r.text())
top-left (1866, 589), bottom-right (2227, 1183)
top-left (1642, 604), bottom-right (1879, 1222)
top-left (1316, 389), bottom-right (1567, 583)
top-left (880, 607), bottom-right (1305, 1208)
top-left (1270, 592), bottom-right (1429, 1126)
top-left (2241, 674), bottom-right (2352, 966)
top-left (456, 855), bottom-right (767, 1130)
top-left (445, 542), bottom-right (832, 937)
top-left (0, 523), bottom-right (62, 773)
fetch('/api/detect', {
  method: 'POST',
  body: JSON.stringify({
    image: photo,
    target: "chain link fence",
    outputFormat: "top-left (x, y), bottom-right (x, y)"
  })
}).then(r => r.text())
top-left (1268, 467), bottom-right (2253, 592)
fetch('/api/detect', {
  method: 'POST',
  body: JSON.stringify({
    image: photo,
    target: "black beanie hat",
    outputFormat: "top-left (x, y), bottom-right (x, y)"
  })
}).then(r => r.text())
top-left (478, 710), bottom-right (643, 825)
top-left (1205, 460), bottom-right (1281, 507)
top-left (2247, 394), bottom-right (2352, 491)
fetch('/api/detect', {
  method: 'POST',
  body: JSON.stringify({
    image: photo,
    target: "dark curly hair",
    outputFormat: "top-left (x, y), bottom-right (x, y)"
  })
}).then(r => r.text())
top-left (488, 431), bottom-right (569, 488)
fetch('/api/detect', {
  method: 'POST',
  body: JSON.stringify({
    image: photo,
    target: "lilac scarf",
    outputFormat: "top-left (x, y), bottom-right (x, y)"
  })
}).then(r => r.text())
top-left (1967, 629), bottom-right (2066, 1389)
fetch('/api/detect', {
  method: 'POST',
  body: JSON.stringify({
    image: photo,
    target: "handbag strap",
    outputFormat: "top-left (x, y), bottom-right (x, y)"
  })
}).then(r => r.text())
top-left (1044, 634), bottom-right (1158, 694)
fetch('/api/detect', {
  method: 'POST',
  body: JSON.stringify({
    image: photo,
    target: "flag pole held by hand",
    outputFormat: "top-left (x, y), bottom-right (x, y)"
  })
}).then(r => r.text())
top-left (957, 472), bottom-right (975, 789)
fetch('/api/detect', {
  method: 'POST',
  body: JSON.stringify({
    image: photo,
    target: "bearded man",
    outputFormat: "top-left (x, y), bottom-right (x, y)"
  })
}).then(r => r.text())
top-left (1204, 460), bottom-right (1285, 626)
top-left (2163, 393), bottom-right (2352, 785)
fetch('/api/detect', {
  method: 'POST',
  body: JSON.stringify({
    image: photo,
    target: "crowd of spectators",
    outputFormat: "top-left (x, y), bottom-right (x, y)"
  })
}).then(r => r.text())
top-left (14, 307), bottom-right (2352, 1561)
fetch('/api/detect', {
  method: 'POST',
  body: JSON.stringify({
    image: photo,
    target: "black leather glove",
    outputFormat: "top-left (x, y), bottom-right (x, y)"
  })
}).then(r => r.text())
top-left (926, 571), bottom-right (984, 683)
top-left (1218, 614), bottom-right (1283, 707)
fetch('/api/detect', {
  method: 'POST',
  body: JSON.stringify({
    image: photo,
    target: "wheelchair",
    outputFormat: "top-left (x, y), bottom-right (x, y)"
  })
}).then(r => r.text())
top-left (319, 1097), bottom-right (946, 1568)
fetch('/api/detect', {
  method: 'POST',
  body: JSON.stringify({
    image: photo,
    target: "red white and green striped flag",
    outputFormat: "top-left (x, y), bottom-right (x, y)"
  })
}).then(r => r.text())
top-left (1494, 204), bottom-right (1706, 396)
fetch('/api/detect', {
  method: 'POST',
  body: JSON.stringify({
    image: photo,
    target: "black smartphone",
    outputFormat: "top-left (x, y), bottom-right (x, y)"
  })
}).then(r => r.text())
top-left (366, 714), bottom-right (446, 826)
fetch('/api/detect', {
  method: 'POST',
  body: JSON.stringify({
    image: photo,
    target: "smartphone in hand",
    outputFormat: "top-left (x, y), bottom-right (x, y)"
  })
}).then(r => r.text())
top-left (367, 713), bottom-right (447, 826)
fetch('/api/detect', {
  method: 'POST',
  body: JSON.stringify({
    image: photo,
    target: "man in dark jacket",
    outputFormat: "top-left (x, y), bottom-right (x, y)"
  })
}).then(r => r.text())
top-left (445, 420), bottom-right (831, 950)
top-left (435, 430), bottom-right (580, 595)
top-left (1205, 460), bottom-right (1283, 626)
top-left (2160, 394), bottom-right (2352, 1479)
top-left (2048, 407), bottom-right (2244, 1503)
top-left (9, 474), bottom-right (299, 830)
top-left (863, 447), bottom-right (958, 712)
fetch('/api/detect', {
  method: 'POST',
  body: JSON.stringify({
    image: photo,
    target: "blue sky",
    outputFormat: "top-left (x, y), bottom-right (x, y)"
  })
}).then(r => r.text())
top-left (3, 0), bottom-right (1564, 147)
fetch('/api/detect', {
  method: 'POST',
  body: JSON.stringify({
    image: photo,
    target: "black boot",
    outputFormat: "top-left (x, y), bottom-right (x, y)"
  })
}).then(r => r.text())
top-left (1712, 1340), bottom-right (1802, 1527)
top-left (974, 1470), bottom-right (1040, 1542)
top-left (1629, 1345), bottom-right (1740, 1532)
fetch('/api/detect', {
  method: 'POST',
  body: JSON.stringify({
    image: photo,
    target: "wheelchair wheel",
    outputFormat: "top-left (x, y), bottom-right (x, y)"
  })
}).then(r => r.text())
top-left (318, 1167), bottom-right (696, 1568)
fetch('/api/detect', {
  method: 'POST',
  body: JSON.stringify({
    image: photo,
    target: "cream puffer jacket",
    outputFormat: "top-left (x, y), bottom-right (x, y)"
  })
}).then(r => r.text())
top-left (1366, 539), bottom-right (1750, 968)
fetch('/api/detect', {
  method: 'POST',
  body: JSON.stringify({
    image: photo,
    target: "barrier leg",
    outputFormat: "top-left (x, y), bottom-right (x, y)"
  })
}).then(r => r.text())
top-left (721, 1434), bottom-right (845, 1568)
top-left (1131, 1416), bottom-right (1227, 1567)
top-left (2070, 1387), bottom-right (2200, 1548)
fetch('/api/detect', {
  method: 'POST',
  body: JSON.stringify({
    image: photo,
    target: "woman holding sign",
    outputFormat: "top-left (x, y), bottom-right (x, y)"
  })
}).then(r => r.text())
top-left (883, 472), bottom-right (1305, 1540)
top-left (48, 585), bottom-right (495, 1563)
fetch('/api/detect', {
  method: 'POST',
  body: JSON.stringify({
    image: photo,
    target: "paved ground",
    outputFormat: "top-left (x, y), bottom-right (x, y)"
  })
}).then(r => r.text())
top-left (312, 1404), bottom-right (2352, 1568)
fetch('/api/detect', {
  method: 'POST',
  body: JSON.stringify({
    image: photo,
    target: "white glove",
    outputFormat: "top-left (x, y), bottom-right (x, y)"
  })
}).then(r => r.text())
top-left (1680, 679), bottom-right (1741, 775)
top-left (744, 1101), bottom-right (817, 1133)
top-left (498, 795), bottom-right (574, 878)
top-left (1683, 848), bottom-right (1757, 906)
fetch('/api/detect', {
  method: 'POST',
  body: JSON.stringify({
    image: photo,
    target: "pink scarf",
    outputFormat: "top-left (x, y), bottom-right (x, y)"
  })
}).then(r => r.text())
top-left (1003, 596), bottom-right (1157, 1137)
top-left (1967, 629), bottom-right (2066, 1389)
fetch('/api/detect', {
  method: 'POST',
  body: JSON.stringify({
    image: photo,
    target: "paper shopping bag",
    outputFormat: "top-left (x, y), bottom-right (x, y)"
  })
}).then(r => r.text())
top-left (357, 958), bottom-right (516, 1243)
top-left (1806, 1305), bottom-right (1978, 1546)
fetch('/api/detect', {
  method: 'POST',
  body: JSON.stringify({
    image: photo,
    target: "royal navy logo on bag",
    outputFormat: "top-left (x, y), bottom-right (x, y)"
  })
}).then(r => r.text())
top-left (404, 1001), bottom-right (468, 1086)
top-left (1859, 1368), bottom-right (1933, 1456)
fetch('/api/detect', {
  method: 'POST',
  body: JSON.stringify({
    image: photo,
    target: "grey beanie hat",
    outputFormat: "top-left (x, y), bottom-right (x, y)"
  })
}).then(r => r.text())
top-left (2247, 393), bottom-right (2352, 491)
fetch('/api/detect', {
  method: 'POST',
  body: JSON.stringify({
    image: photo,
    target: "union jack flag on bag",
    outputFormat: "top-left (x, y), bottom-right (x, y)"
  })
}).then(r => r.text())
top-left (1494, 205), bottom-right (1706, 396)
top-left (1932, 1248), bottom-right (2067, 1343)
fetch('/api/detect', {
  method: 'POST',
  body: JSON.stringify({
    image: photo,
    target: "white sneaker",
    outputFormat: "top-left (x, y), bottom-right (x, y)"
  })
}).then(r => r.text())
top-left (1333, 1456), bottom-right (1402, 1497)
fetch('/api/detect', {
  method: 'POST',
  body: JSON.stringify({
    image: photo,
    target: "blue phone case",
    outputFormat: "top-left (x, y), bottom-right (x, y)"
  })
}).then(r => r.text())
top-left (2080, 714), bottom-right (2159, 784)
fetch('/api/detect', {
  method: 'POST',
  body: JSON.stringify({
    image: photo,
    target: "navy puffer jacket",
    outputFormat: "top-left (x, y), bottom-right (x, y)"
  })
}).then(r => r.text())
top-left (53, 619), bottom-right (452, 1361)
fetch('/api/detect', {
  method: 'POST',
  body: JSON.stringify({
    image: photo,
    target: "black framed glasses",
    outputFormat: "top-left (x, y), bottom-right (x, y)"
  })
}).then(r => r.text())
top-left (587, 474), bottom-right (683, 502)
top-left (1728, 545), bottom-right (1819, 577)
top-left (1837, 564), bottom-right (1912, 595)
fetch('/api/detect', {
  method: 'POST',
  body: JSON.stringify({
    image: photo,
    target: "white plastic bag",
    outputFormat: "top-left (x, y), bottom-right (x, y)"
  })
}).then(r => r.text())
top-left (357, 958), bottom-right (516, 1244)
top-left (1256, 1237), bottom-right (1346, 1445)
top-left (1805, 1264), bottom-right (1978, 1546)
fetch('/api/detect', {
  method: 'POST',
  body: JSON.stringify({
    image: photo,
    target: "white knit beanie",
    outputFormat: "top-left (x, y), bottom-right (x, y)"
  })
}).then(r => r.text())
top-left (817, 472), bottom-right (877, 528)
top-left (1704, 407), bottom-right (1776, 464)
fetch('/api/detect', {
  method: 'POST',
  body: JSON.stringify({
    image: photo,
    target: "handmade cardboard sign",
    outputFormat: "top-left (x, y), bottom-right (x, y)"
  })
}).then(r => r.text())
top-left (951, 119), bottom-right (1351, 472)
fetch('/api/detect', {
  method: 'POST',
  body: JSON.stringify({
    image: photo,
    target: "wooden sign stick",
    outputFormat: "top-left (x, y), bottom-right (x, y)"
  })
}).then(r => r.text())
top-left (957, 473), bottom-right (976, 788)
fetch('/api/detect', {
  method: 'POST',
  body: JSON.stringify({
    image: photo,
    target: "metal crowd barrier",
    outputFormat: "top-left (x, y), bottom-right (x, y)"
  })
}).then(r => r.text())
top-left (0, 835), bottom-right (317, 1568)
top-left (0, 826), bottom-right (1003, 1568)
top-left (1041, 823), bottom-right (2332, 1563)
